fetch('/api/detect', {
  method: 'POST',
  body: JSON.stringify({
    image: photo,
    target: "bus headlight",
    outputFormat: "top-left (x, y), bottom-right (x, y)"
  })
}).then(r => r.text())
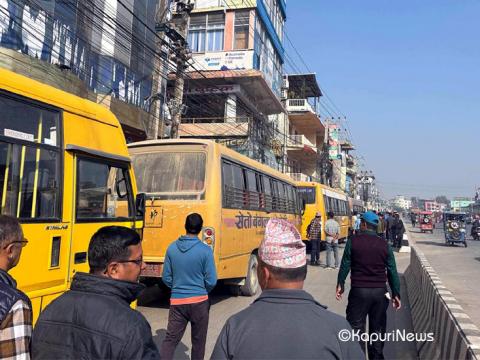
top-left (202, 227), bottom-right (215, 249)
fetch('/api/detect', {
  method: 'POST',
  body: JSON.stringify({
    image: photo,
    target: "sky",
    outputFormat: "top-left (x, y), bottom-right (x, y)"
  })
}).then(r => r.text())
top-left (285, 0), bottom-right (480, 200)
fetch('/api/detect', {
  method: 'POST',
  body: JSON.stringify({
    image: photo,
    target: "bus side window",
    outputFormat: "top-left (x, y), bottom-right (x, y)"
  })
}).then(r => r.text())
top-left (232, 165), bottom-right (245, 209)
top-left (256, 174), bottom-right (265, 209)
top-left (271, 180), bottom-right (279, 212)
top-left (263, 176), bottom-right (272, 211)
top-left (279, 183), bottom-right (287, 213)
top-left (0, 94), bottom-right (61, 220)
top-left (245, 169), bottom-right (258, 210)
top-left (283, 184), bottom-right (291, 213)
top-left (286, 185), bottom-right (292, 214)
top-left (222, 161), bottom-right (234, 208)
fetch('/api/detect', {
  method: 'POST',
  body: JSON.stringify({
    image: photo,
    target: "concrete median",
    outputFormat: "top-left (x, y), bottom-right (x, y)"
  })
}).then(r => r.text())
top-left (404, 245), bottom-right (480, 359)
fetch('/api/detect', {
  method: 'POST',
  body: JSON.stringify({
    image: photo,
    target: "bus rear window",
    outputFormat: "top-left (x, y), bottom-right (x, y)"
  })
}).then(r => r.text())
top-left (298, 187), bottom-right (316, 204)
top-left (132, 152), bottom-right (206, 200)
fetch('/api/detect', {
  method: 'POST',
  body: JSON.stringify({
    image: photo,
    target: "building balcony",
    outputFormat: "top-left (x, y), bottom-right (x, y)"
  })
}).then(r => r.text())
top-left (286, 99), bottom-right (325, 142)
top-left (287, 173), bottom-right (315, 182)
top-left (193, 0), bottom-right (226, 10)
top-left (179, 116), bottom-right (249, 138)
top-left (286, 99), bottom-right (315, 113)
top-left (287, 135), bottom-right (317, 152)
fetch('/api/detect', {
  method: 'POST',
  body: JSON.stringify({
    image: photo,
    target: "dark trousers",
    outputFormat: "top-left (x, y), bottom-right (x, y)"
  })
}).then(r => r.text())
top-left (310, 240), bottom-right (320, 263)
top-left (346, 287), bottom-right (389, 360)
top-left (160, 300), bottom-right (210, 360)
top-left (395, 232), bottom-right (404, 248)
top-left (389, 230), bottom-right (397, 244)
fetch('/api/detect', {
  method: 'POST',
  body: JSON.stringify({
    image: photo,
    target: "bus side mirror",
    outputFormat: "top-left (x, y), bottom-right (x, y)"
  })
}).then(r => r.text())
top-left (136, 193), bottom-right (146, 220)
top-left (301, 199), bottom-right (306, 215)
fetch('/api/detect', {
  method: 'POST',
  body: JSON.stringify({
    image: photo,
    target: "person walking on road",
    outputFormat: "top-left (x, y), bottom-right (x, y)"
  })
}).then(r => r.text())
top-left (388, 212), bottom-right (399, 245)
top-left (0, 216), bottom-right (32, 360)
top-left (394, 213), bottom-right (406, 248)
top-left (161, 213), bottom-right (217, 360)
top-left (307, 212), bottom-right (322, 266)
top-left (325, 211), bottom-right (340, 269)
top-left (211, 218), bottom-right (364, 360)
top-left (353, 212), bottom-right (361, 235)
top-left (377, 213), bottom-right (387, 239)
top-left (411, 213), bottom-right (417, 228)
top-left (32, 226), bottom-right (159, 359)
top-left (336, 211), bottom-right (401, 360)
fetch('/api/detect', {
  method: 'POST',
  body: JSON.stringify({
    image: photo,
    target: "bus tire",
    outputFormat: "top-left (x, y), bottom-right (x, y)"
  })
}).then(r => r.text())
top-left (240, 254), bottom-right (259, 297)
top-left (229, 285), bottom-right (241, 297)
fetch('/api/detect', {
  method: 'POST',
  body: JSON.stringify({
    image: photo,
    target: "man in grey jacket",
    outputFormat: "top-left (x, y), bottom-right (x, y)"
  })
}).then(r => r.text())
top-left (211, 219), bottom-right (363, 360)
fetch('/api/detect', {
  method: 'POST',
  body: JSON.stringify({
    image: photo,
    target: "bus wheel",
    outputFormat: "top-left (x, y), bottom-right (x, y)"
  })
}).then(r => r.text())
top-left (241, 254), bottom-right (259, 296)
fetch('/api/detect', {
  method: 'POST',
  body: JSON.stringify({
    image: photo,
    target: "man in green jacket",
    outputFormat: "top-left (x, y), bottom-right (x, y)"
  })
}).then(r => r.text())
top-left (336, 211), bottom-right (401, 360)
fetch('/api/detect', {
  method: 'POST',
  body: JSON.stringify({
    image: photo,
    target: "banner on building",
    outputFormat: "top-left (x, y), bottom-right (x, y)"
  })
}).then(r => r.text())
top-left (328, 124), bottom-right (341, 160)
top-left (191, 50), bottom-right (254, 71)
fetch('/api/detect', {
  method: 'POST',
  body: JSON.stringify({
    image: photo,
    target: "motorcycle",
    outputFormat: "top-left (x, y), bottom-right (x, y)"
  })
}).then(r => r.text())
top-left (472, 225), bottom-right (480, 240)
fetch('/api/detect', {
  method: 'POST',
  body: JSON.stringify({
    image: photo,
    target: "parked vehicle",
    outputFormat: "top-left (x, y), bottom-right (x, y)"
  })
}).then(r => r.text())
top-left (0, 68), bottom-right (145, 323)
top-left (419, 211), bottom-right (434, 233)
top-left (129, 139), bottom-right (302, 296)
top-left (443, 212), bottom-right (467, 247)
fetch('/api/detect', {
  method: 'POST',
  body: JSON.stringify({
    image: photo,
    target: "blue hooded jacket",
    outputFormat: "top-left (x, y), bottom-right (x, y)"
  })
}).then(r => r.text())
top-left (162, 235), bottom-right (217, 299)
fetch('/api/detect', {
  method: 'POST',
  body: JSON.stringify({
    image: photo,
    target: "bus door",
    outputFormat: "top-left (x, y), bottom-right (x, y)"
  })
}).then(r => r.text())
top-left (68, 150), bottom-right (136, 278)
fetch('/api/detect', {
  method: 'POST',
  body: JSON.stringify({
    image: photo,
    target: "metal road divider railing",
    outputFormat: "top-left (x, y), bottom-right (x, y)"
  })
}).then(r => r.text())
top-left (404, 245), bottom-right (480, 359)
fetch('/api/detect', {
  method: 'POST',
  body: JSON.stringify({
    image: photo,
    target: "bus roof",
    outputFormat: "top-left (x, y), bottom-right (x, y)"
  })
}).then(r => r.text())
top-left (0, 68), bottom-right (119, 128)
top-left (129, 139), bottom-right (296, 184)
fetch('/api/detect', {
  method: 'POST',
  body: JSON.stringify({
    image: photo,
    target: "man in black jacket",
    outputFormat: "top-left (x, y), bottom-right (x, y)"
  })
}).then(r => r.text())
top-left (32, 226), bottom-right (160, 359)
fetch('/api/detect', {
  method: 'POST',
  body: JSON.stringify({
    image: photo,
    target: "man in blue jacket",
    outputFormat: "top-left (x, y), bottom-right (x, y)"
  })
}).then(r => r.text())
top-left (161, 213), bottom-right (217, 360)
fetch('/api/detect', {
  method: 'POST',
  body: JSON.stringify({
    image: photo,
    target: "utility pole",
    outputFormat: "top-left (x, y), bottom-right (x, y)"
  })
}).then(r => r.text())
top-left (146, 0), bottom-right (170, 140)
top-left (167, 0), bottom-right (193, 139)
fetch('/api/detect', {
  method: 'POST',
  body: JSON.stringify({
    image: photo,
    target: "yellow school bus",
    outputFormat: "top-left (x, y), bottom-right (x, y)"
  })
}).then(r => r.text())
top-left (0, 69), bottom-right (143, 322)
top-left (297, 181), bottom-right (350, 242)
top-left (128, 139), bottom-right (302, 296)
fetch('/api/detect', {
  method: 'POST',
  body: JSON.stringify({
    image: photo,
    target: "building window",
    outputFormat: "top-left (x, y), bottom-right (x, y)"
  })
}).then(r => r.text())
top-left (188, 13), bottom-right (225, 53)
top-left (234, 10), bottom-right (250, 49)
top-left (188, 14), bottom-right (206, 52)
top-left (207, 13), bottom-right (225, 51)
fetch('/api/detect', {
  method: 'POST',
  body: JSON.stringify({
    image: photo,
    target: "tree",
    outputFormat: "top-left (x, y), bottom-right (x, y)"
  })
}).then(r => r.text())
top-left (435, 195), bottom-right (449, 205)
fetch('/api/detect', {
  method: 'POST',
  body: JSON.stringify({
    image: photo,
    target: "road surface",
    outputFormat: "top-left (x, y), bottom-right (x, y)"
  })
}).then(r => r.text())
top-left (138, 245), bottom-right (418, 359)
top-left (407, 221), bottom-right (480, 328)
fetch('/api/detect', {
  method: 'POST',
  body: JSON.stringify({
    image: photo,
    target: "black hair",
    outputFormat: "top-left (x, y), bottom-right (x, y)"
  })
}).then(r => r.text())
top-left (185, 213), bottom-right (203, 235)
top-left (88, 226), bottom-right (141, 273)
top-left (260, 259), bottom-right (307, 282)
top-left (0, 215), bottom-right (23, 247)
top-left (327, 211), bottom-right (335, 219)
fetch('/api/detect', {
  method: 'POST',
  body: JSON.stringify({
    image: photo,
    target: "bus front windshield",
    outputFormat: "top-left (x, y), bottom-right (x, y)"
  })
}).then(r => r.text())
top-left (132, 152), bottom-right (206, 200)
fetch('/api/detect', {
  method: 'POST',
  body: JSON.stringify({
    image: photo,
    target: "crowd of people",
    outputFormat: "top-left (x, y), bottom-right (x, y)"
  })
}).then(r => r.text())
top-left (1, 209), bottom-right (402, 360)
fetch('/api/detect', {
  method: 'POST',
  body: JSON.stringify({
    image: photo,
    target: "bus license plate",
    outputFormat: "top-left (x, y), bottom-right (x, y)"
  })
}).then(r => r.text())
top-left (141, 263), bottom-right (163, 277)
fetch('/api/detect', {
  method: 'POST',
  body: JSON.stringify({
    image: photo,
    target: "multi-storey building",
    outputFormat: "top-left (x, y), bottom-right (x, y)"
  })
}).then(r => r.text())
top-left (0, 0), bottom-right (170, 141)
top-left (283, 73), bottom-right (326, 182)
top-left (177, 0), bottom-right (287, 170)
top-left (393, 195), bottom-right (412, 210)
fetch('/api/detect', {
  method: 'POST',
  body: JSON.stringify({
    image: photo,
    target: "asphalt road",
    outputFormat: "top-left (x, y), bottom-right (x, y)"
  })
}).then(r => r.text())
top-left (138, 246), bottom-right (418, 359)
top-left (407, 221), bottom-right (480, 328)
